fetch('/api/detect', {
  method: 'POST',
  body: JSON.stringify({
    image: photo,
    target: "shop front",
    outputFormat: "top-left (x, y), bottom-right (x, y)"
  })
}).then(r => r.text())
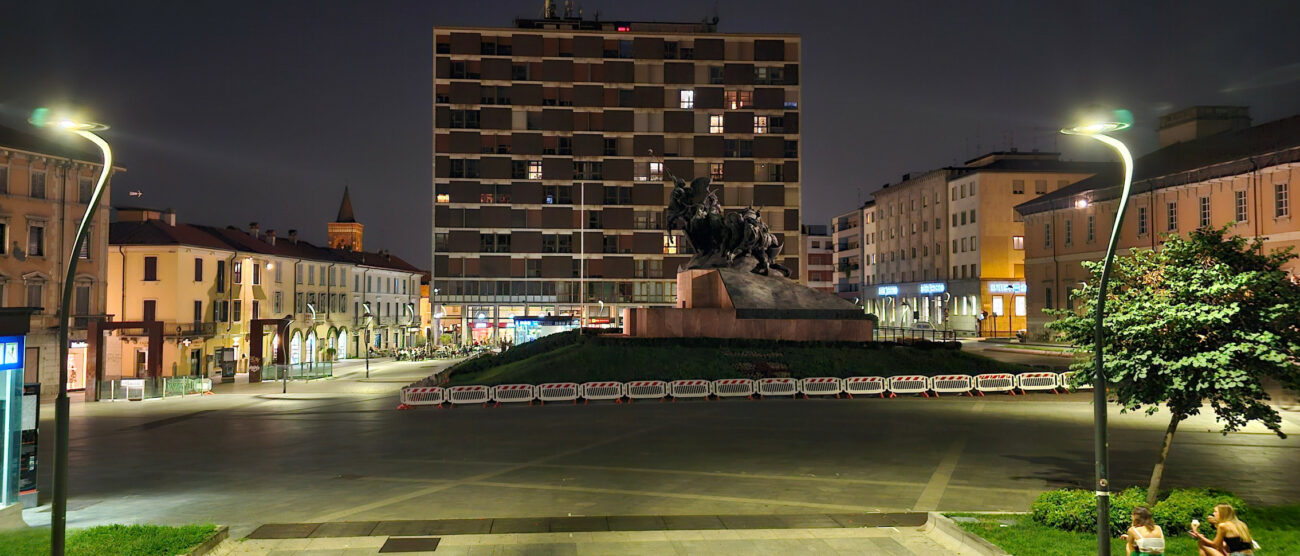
top-left (513, 316), bottom-right (578, 344)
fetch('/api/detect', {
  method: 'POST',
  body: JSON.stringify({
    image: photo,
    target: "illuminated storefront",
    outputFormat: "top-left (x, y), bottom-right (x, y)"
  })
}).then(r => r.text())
top-left (67, 341), bottom-right (88, 391)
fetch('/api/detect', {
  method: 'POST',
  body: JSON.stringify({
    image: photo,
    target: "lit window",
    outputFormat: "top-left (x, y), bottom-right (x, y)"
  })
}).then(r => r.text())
top-left (710, 163), bottom-right (724, 181)
top-left (679, 89), bottom-right (694, 109)
top-left (754, 116), bottom-right (768, 134)
top-left (436, 193), bottom-right (450, 203)
top-left (724, 90), bottom-right (752, 109)
top-left (527, 160), bottom-right (543, 180)
top-left (1012, 235), bottom-right (1024, 250)
top-left (649, 162), bottom-right (663, 181)
top-left (1014, 295), bottom-right (1027, 316)
top-left (1276, 184), bottom-right (1290, 218)
top-left (709, 114), bottom-right (723, 134)
top-left (663, 235), bottom-right (678, 254)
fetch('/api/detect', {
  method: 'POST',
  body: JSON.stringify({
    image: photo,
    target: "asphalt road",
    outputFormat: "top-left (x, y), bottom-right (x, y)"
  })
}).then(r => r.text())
top-left (24, 357), bottom-right (1300, 540)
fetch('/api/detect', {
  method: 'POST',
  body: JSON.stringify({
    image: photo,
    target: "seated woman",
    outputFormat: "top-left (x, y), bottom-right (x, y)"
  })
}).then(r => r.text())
top-left (1121, 506), bottom-right (1165, 555)
top-left (1192, 504), bottom-right (1255, 556)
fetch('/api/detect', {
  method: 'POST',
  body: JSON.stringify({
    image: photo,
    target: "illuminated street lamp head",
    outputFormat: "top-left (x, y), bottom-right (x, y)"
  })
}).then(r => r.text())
top-left (1061, 121), bottom-right (1130, 136)
top-left (29, 108), bottom-right (109, 132)
top-left (1060, 107), bottom-right (1134, 136)
top-left (1075, 198), bottom-right (1090, 209)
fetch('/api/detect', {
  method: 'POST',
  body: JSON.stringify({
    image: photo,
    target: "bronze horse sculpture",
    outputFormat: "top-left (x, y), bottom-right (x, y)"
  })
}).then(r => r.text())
top-left (664, 173), bottom-right (791, 277)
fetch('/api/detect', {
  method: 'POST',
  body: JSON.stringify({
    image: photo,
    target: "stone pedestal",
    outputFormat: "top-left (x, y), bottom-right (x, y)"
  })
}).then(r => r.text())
top-left (625, 268), bottom-right (873, 342)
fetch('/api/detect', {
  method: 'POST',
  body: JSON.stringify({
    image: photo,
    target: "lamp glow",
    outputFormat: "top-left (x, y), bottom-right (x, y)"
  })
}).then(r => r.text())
top-left (1076, 199), bottom-right (1090, 209)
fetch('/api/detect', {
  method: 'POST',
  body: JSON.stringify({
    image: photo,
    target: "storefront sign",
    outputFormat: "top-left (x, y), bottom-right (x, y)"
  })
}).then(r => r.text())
top-left (987, 281), bottom-right (1027, 294)
top-left (918, 283), bottom-right (946, 294)
top-left (877, 285), bottom-right (899, 296)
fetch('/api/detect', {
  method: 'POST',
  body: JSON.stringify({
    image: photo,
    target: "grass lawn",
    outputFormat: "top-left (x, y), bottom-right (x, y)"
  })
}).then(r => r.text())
top-left (0, 524), bottom-right (217, 556)
top-left (443, 332), bottom-right (1034, 386)
top-left (952, 507), bottom-right (1300, 556)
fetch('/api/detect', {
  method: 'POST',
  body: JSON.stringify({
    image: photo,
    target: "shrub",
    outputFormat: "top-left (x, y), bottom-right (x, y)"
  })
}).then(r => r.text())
top-left (1109, 487), bottom-right (1148, 534)
top-left (1031, 489), bottom-right (1097, 532)
top-left (1152, 488), bottom-right (1247, 536)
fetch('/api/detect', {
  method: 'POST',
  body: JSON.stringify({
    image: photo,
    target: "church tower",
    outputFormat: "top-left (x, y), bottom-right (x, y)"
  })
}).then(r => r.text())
top-left (328, 186), bottom-right (364, 251)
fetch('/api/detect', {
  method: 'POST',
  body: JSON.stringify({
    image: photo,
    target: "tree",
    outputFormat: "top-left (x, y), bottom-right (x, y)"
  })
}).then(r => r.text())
top-left (1047, 227), bottom-right (1300, 505)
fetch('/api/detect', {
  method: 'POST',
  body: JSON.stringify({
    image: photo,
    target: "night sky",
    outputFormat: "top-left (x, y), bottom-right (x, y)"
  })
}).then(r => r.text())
top-left (4, 0), bottom-right (1299, 267)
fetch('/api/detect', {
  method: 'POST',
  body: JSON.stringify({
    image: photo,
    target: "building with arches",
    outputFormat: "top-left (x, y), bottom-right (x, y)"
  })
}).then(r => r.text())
top-left (107, 198), bottom-right (422, 380)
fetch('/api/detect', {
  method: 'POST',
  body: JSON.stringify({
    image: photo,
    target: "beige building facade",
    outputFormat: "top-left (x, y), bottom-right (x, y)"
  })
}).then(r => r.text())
top-left (1018, 113), bottom-right (1300, 338)
top-left (800, 224), bottom-right (832, 293)
top-left (0, 125), bottom-right (115, 400)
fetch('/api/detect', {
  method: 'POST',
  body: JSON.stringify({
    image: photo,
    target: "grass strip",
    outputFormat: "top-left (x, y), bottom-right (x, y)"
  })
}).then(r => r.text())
top-left (0, 524), bottom-right (217, 556)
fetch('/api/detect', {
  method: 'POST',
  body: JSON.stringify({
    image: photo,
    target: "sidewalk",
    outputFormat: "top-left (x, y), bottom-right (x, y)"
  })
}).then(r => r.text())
top-left (210, 513), bottom-right (963, 555)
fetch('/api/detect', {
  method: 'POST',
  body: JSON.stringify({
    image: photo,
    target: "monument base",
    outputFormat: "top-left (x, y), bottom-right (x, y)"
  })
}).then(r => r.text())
top-left (624, 267), bottom-right (873, 342)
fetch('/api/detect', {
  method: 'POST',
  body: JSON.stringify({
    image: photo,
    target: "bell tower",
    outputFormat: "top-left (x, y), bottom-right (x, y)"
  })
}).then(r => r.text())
top-left (328, 186), bottom-right (364, 251)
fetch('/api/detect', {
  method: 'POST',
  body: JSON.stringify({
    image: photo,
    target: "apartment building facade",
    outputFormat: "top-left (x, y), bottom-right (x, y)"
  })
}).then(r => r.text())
top-left (865, 153), bottom-right (1107, 334)
top-left (800, 224), bottom-right (832, 293)
top-left (0, 125), bottom-right (116, 400)
top-left (1017, 112), bottom-right (1300, 338)
top-left (831, 207), bottom-right (862, 300)
top-left (432, 16), bottom-right (802, 344)
top-left (107, 204), bottom-right (422, 383)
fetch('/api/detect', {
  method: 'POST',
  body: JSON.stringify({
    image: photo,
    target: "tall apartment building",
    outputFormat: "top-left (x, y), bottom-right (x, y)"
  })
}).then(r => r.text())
top-left (0, 124), bottom-right (116, 400)
top-left (1017, 110), bottom-right (1300, 338)
top-left (800, 224), bottom-right (832, 293)
top-left (431, 15), bottom-right (802, 344)
top-left (866, 153), bottom-right (1108, 334)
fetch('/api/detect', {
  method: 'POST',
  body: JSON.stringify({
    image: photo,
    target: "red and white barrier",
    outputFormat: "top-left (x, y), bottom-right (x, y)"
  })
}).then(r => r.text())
top-left (581, 381), bottom-right (625, 402)
top-left (399, 386), bottom-right (444, 409)
top-left (537, 382), bottom-right (580, 403)
top-left (1018, 372), bottom-right (1061, 393)
top-left (930, 374), bottom-right (975, 397)
top-left (843, 376), bottom-right (887, 398)
top-left (491, 384), bottom-right (536, 406)
top-left (626, 380), bottom-right (668, 401)
top-left (798, 377), bottom-right (843, 397)
top-left (888, 375), bottom-right (931, 398)
top-left (712, 378), bottom-right (756, 398)
top-left (757, 377), bottom-right (798, 397)
top-left (669, 379), bottom-right (712, 399)
top-left (974, 374), bottom-right (1016, 395)
top-left (446, 385), bottom-right (491, 406)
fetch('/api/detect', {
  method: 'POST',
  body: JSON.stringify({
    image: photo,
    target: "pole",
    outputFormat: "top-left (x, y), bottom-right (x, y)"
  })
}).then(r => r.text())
top-left (364, 329), bottom-right (370, 378)
top-left (52, 129), bottom-right (112, 556)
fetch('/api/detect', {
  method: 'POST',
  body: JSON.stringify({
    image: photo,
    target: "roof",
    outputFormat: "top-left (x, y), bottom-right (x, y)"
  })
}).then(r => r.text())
top-left (0, 123), bottom-right (110, 165)
top-left (335, 186), bottom-right (357, 223)
top-left (949, 158), bottom-right (1116, 180)
top-left (110, 219), bottom-right (422, 274)
top-left (1016, 114), bottom-right (1300, 216)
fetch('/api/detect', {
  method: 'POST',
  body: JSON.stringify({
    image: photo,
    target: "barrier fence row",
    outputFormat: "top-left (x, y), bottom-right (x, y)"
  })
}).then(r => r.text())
top-left (398, 372), bottom-right (1090, 409)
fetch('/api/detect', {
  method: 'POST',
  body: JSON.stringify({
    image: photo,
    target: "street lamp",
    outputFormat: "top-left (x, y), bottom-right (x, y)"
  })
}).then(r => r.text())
top-left (29, 109), bottom-right (112, 556)
top-left (280, 316), bottom-right (294, 394)
top-left (1061, 116), bottom-right (1134, 556)
top-left (362, 302), bottom-right (373, 378)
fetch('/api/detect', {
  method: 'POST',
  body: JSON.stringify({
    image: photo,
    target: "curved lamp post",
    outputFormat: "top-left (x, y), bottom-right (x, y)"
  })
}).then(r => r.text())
top-left (362, 302), bottom-right (373, 378)
top-left (29, 111), bottom-right (113, 556)
top-left (1060, 119), bottom-right (1134, 556)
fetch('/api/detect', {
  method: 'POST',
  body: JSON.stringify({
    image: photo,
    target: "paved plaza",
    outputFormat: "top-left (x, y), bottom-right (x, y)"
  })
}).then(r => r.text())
top-left (20, 355), bottom-right (1300, 554)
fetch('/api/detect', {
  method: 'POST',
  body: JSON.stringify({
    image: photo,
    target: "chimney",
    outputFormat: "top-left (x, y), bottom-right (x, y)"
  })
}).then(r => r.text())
top-left (249, 222), bottom-right (259, 238)
top-left (163, 209), bottom-right (176, 226)
top-left (266, 229), bottom-right (277, 245)
top-left (288, 229), bottom-right (298, 244)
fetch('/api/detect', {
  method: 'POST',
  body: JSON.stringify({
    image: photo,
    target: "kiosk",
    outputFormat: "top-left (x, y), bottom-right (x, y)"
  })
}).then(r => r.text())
top-left (0, 308), bottom-right (35, 529)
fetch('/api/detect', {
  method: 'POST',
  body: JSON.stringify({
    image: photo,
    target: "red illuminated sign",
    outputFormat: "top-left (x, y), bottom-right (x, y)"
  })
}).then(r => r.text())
top-left (616, 26), bottom-right (631, 32)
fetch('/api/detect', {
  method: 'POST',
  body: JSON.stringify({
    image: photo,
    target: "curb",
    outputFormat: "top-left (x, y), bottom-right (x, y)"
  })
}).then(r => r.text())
top-left (186, 525), bottom-right (229, 556)
top-left (984, 347), bottom-right (1075, 358)
top-left (922, 512), bottom-right (1010, 556)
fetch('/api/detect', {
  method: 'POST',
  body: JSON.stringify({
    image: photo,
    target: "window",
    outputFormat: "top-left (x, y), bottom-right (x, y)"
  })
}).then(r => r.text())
top-left (78, 177), bottom-right (93, 203)
top-left (649, 162), bottom-right (663, 181)
top-left (1012, 235), bottom-right (1024, 250)
top-left (1137, 206), bottom-right (1148, 235)
top-left (1166, 202), bottom-right (1178, 231)
top-left (1044, 222), bottom-right (1052, 248)
top-left (969, 209), bottom-right (976, 223)
top-left (1014, 295), bottom-right (1027, 316)
top-left (1276, 184), bottom-right (1290, 218)
top-left (1034, 179), bottom-right (1047, 194)
top-left (25, 280), bottom-right (43, 312)
top-left (194, 258), bottom-right (203, 281)
top-left (192, 300), bottom-right (203, 323)
top-left (30, 170), bottom-right (45, 198)
top-left (709, 114), bottom-right (723, 134)
top-left (1065, 219), bottom-right (1073, 245)
top-left (0, 165), bottom-right (7, 194)
top-left (78, 232), bottom-right (90, 259)
top-left (1087, 215), bottom-right (1096, 243)
top-left (708, 65), bottom-right (723, 84)
top-left (232, 300), bottom-right (242, 322)
top-left (1011, 180), bottom-right (1025, 194)
top-left (1199, 196), bottom-right (1211, 227)
top-left (1235, 190), bottom-right (1249, 222)
top-left (143, 256), bottom-right (158, 281)
top-left (234, 261), bottom-right (244, 284)
top-left (753, 116), bottom-right (769, 134)
top-left (216, 260), bottom-right (226, 293)
top-left (710, 163), bottom-right (724, 181)
top-left (143, 300), bottom-right (156, 322)
top-left (27, 224), bottom-right (45, 256)
top-left (0, 222), bottom-right (6, 255)
top-left (528, 160), bottom-right (543, 180)
top-left (679, 89), bottom-right (694, 109)
top-left (253, 261), bottom-right (262, 285)
top-left (252, 300), bottom-right (260, 320)
top-left (724, 90), bottom-right (752, 109)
